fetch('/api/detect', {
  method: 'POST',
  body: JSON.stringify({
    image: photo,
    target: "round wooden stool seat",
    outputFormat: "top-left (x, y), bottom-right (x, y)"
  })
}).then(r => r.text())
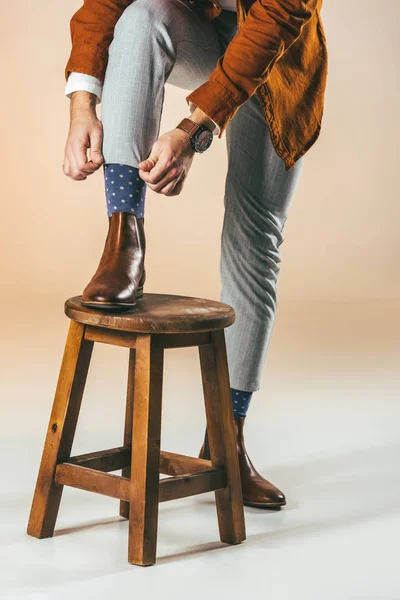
top-left (65, 293), bottom-right (235, 334)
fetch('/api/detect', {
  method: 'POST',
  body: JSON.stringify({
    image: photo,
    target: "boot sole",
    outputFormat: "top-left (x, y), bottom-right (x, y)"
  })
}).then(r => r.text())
top-left (81, 285), bottom-right (144, 310)
top-left (243, 499), bottom-right (286, 510)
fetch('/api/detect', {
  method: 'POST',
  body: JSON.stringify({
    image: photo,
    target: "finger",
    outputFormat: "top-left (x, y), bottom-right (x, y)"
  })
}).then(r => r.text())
top-left (139, 155), bottom-right (175, 185)
top-left (89, 128), bottom-right (104, 168)
top-left (166, 178), bottom-right (184, 197)
top-left (63, 154), bottom-right (87, 181)
top-left (68, 153), bottom-right (89, 179)
top-left (149, 167), bottom-right (183, 193)
top-left (159, 179), bottom-right (179, 195)
top-left (141, 157), bottom-right (182, 187)
top-left (70, 140), bottom-right (97, 176)
top-left (137, 156), bottom-right (157, 173)
top-left (159, 171), bottom-right (184, 196)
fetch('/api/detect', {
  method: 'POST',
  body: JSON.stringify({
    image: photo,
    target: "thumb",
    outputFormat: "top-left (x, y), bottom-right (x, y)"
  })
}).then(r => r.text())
top-left (138, 153), bottom-right (158, 172)
top-left (89, 129), bottom-right (104, 167)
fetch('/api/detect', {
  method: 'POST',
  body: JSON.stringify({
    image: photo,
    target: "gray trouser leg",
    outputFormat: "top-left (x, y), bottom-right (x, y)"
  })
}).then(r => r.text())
top-left (220, 93), bottom-right (305, 392)
top-left (100, 0), bottom-right (223, 166)
top-left (100, 1), bottom-right (305, 393)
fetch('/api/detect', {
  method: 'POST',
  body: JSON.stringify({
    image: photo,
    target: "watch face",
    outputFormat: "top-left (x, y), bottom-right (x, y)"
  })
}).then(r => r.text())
top-left (194, 127), bottom-right (213, 152)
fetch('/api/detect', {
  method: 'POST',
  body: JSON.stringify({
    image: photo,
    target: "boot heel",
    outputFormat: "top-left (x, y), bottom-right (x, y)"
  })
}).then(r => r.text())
top-left (136, 285), bottom-right (144, 300)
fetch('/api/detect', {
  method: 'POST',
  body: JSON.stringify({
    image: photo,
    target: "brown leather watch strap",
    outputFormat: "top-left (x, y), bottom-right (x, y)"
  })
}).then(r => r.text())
top-left (176, 117), bottom-right (202, 137)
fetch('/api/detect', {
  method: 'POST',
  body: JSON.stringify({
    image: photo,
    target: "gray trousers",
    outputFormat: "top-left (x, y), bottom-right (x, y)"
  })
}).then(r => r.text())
top-left (101, 0), bottom-right (304, 392)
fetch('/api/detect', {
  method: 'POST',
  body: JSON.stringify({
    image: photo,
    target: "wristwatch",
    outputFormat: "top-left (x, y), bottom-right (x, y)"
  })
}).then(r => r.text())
top-left (176, 117), bottom-right (213, 153)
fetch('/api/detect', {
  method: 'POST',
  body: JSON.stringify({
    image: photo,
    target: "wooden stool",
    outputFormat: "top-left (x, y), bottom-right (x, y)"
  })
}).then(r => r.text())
top-left (27, 293), bottom-right (246, 566)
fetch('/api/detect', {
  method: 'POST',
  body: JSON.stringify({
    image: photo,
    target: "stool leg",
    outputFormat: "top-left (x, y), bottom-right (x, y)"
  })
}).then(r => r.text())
top-left (128, 335), bottom-right (164, 566)
top-left (27, 321), bottom-right (94, 539)
top-left (199, 329), bottom-right (246, 545)
top-left (120, 347), bottom-right (135, 519)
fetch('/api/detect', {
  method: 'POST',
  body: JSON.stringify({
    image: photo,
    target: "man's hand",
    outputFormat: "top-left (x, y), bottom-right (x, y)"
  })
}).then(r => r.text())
top-left (63, 91), bottom-right (104, 181)
top-left (138, 128), bottom-right (195, 197)
top-left (138, 107), bottom-right (215, 196)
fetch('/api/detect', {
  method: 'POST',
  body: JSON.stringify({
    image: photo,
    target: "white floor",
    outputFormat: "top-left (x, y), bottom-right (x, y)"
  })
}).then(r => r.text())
top-left (1, 300), bottom-right (399, 599)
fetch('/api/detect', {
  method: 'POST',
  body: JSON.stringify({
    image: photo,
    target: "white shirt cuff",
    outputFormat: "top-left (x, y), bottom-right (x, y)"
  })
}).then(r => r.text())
top-left (188, 101), bottom-right (220, 136)
top-left (65, 72), bottom-right (103, 104)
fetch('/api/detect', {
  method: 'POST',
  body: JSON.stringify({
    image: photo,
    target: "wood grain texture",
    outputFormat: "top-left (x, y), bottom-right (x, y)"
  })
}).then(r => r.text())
top-left (27, 321), bottom-right (93, 538)
top-left (198, 330), bottom-right (246, 545)
top-left (66, 446), bottom-right (130, 472)
top-left (85, 324), bottom-right (211, 350)
top-left (120, 348), bottom-right (135, 519)
top-left (159, 451), bottom-right (212, 476)
top-left (28, 293), bottom-right (245, 566)
top-left (84, 326), bottom-right (138, 348)
top-left (128, 334), bottom-right (164, 566)
top-left (55, 463), bottom-right (130, 500)
top-left (159, 469), bottom-right (225, 502)
top-left (65, 293), bottom-right (235, 334)
top-left (55, 464), bottom-right (225, 504)
top-left (61, 447), bottom-right (212, 478)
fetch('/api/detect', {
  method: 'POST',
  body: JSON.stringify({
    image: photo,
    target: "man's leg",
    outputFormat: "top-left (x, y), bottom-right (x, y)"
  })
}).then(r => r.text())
top-left (216, 60), bottom-right (304, 507)
top-left (81, 0), bottom-right (222, 308)
top-left (100, 0), bottom-right (222, 172)
top-left (221, 94), bottom-right (304, 394)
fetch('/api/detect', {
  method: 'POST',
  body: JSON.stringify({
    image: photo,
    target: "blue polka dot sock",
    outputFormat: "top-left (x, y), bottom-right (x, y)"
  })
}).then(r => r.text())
top-left (231, 387), bottom-right (253, 419)
top-left (103, 163), bottom-right (146, 217)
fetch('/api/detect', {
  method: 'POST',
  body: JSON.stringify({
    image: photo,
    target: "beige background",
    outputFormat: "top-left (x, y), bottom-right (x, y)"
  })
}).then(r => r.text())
top-left (0, 0), bottom-right (399, 432)
top-left (0, 0), bottom-right (399, 443)
top-left (1, 0), bottom-right (399, 306)
top-left (0, 3), bottom-right (399, 596)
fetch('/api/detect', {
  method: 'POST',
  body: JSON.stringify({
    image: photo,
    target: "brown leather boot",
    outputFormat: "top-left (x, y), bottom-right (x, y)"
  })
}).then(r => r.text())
top-left (81, 211), bottom-right (146, 310)
top-left (199, 416), bottom-right (286, 509)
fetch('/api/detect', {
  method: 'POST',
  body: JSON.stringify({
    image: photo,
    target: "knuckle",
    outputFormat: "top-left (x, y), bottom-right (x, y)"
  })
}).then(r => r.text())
top-left (165, 159), bottom-right (176, 170)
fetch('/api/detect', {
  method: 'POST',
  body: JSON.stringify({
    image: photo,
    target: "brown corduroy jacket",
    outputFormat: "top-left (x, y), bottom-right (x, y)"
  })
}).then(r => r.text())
top-left (65, 0), bottom-right (328, 171)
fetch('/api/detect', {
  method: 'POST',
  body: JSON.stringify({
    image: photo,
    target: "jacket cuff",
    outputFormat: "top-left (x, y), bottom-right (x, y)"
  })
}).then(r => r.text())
top-left (64, 43), bottom-right (109, 83)
top-left (185, 80), bottom-right (240, 139)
